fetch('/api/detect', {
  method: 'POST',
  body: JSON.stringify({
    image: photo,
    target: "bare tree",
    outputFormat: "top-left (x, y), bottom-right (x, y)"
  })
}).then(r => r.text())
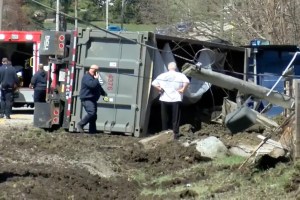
top-left (2, 0), bottom-right (33, 30)
top-left (184, 0), bottom-right (228, 41)
top-left (173, 0), bottom-right (300, 45)
top-left (138, 0), bottom-right (300, 45)
top-left (225, 0), bottom-right (300, 45)
top-left (138, 0), bottom-right (172, 24)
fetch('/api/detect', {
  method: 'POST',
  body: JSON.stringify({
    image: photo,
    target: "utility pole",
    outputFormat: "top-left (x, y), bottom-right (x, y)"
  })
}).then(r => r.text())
top-left (75, 0), bottom-right (78, 30)
top-left (106, 0), bottom-right (109, 29)
top-left (121, 0), bottom-right (125, 30)
top-left (0, 0), bottom-right (3, 30)
top-left (56, 0), bottom-right (60, 31)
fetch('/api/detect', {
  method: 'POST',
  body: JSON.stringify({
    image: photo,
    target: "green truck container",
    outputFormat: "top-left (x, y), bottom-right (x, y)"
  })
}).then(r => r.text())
top-left (34, 28), bottom-right (246, 137)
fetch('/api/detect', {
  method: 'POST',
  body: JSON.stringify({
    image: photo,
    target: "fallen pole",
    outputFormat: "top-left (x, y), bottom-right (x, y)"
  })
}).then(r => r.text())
top-left (182, 63), bottom-right (295, 109)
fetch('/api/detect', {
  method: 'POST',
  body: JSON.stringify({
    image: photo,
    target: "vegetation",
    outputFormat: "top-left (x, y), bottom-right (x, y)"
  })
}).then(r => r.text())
top-left (4, 124), bottom-right (298, 199)
top-left (137, 156), bottom-right (299, 199)
top-left (3, 1), bottom-right (300, 45)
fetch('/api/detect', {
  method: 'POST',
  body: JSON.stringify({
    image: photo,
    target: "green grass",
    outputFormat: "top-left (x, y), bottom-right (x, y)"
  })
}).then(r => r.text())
top-left (44, 21), bottom-right (156, 32)
top-left (213, 155), bottom-right (245, 166)
top-left (91, 21), bottom-right (156, 31)
top-left (138, 155), bottom-right (297, 199)
top-left (251, 163), bottom-right (296, 189)
top-left (129, 169), bottom-right (148, 183)
top-left (149, 174), bottom-right (174, 185)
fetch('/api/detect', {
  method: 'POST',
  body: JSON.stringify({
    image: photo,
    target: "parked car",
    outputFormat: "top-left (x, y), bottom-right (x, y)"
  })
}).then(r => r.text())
top-left (175, 22), bottom-right (193, 33)
top-left (107, 25), bottom-right (125, 32)
top-left (155, 27), bottom-right (171, 35)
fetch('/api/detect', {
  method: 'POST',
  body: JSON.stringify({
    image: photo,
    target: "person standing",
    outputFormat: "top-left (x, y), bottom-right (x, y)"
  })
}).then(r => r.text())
top-left (0, 58), bottom-right (6, 117)
top-left (29, 64), bottom-right (47, 103)
top-left (0, 58), bottom-right (19, 119)
top-left (77, 64), bottom-right (106, 133)
top-left (152, 62), bottom-right (190, 139)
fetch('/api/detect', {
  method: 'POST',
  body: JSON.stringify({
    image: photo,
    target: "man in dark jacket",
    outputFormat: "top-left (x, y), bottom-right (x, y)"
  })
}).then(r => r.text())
top-left (0, 58), bottom-right (19, 119)
top-left (77, 64), bottom-right (106, 133)
top-left (0, 58), bottom-right (6, 116)
top-left (30, 64), bottom-right (47, 102)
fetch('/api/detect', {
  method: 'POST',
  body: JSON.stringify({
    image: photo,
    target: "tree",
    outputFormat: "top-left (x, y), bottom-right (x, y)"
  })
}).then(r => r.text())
top-left (175, 0), bottom-right (224, 40)
top-left (178, 0), bottom-right (300, 45)
top-left (15, 0), bottom-right (300, 46)
top-left (148, 0), bottom-right (300, 45)
top-left (138, 0), bottom-right (180, 25)
top-left (109, 0), bottom-right (140, 24)
top-left (227, 0), bottom-right (300, 45)
top-left (2, 0), bottom-right (34, 30)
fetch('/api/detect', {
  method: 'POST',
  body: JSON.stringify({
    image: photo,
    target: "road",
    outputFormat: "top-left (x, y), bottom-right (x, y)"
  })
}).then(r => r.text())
top-left (0, 108), bottom-right (34, 127)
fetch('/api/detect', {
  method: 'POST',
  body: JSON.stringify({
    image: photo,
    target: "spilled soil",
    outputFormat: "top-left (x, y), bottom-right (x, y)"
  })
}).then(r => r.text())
top-left (0, 115), bottom-right (299, 199)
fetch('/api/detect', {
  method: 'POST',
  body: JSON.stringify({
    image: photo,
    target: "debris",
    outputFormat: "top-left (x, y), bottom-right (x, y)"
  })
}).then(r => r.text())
top-left (212, 99), bottom-right (279, 131)
top-left (257, 135), bottom-right (284, 149)
top-left (229, 145), bottom-right (252, 157)
top-left (269, 147), bottom-right (286, 159)
top-left (186, 183), bottom-right (191, 187)
top-left (195, 136), bottom-right (228, 158)
top-left (278, 113), bottom-right (295, 151)
top-left (139, 130), bottom-right (174, 150)
top-left (238, 135), bottom-right (271, 170)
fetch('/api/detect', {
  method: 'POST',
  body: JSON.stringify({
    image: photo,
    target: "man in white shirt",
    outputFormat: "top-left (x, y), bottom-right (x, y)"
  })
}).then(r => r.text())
top-left (152, 62), bottom-right (190, 139)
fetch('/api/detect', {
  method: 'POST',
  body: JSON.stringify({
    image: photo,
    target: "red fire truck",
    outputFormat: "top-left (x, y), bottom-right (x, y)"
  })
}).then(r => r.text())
top-left (0, 30), bottom-right (45, 107)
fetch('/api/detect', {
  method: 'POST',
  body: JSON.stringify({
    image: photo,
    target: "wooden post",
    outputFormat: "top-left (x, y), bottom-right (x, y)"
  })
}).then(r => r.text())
top-left (294, 80), bottom-right (300, 160)
top-left (284, 78), bottom-right (293, 117)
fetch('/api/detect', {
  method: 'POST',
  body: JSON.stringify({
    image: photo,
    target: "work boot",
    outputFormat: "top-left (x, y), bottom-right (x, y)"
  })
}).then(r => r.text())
top-left (88, 130), bottom-right (98, 134)
top-left (174, 132), bottom-right (181, 140)
top-left (5, 116), bottom-right (11, 119)
top-left (77, 123), bottom-right (84, 133)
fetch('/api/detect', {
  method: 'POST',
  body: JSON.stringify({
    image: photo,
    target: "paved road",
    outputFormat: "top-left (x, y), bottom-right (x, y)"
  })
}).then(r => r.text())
top-left (0, 109), bottom-right (33, 127)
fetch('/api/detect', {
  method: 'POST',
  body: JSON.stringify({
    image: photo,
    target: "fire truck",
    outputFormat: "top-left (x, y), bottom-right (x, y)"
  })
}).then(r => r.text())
top-left (0, 30), bottom-right (44, 107)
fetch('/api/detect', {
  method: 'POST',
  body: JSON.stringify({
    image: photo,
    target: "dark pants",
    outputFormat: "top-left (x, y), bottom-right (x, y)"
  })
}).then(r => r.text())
top-left (78, 100), bottom-right (97, 133)
top-left (160, 101), bottom-right (181, 135)
top-left (34, 89), bottom-right (46, 102)
top-left (1, 89), bottom-right (13, 117)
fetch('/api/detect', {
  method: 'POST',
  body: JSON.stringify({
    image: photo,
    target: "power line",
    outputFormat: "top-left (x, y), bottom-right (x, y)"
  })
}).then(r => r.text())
top-left (29, 0), bottom-right (195, 63)
top-left (28, 0), bottom-right (300, 84)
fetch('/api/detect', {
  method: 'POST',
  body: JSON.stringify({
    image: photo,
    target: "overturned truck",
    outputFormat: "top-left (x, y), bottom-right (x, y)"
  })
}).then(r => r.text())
top-left (34, 28), bottom-right (272, 137)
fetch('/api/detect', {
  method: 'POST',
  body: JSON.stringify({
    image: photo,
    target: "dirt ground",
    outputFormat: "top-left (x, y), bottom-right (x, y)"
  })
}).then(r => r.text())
top-left (0, 113), bottom-right (299, 199)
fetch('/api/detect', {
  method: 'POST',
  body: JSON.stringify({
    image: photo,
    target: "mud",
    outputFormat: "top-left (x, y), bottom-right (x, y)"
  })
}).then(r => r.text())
top-left (122, 141), bottom-right (207, 175)
top-left (0, 115), bottom-right (297, 199)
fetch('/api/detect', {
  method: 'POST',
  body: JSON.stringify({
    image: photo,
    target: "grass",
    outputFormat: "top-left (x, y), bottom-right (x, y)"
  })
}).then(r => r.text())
top-left (43, 21), bottom-right (156, 32)
top-left (137, 155), bottom-right (298, 199)
top-left (129, 169), bottom-right (148, 183)
top-left (213, 155), bottom-right (245, 166)
top-left (149, 174), bottom-right (174, 185)
top-left (251, 163), bottom-right (296, 189)
top-left (91, 21), bottom-right (156, 32)
top-left (2, 124), bottom-right (298, 199)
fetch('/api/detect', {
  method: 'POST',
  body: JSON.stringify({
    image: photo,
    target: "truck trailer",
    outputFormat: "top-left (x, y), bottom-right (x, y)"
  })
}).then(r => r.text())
top-left (33, 28), bottom-right (249, 137)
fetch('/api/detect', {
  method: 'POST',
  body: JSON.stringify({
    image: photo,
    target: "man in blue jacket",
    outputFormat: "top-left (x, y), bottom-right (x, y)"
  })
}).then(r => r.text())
top-left (77, 64), bottom-right (106, 133)
top-left (30, 64), bottom-right (47, 102)
top-left (0, 58), bottom-right (19, 119)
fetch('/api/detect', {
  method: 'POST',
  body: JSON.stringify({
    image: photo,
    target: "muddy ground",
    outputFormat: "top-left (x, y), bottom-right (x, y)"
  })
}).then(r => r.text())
top-left (0, 113), bottom-right (299, 199)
